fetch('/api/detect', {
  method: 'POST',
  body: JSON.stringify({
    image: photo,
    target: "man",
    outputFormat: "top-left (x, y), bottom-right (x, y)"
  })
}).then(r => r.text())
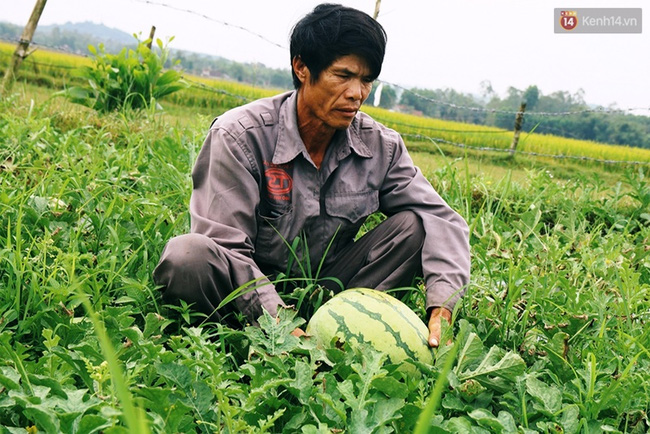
top-left (154, 3), bottom-right (470, 348)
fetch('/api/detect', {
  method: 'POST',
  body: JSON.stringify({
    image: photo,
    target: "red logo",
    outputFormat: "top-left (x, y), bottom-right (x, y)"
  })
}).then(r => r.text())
top-left (265, 168), bottom-right (292, 195)
top-left (560, 11), bottom-right (578, 30)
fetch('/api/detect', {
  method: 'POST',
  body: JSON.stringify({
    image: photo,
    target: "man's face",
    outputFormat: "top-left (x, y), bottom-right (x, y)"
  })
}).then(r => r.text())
top-left (294, 54), bottom-right (374, 130)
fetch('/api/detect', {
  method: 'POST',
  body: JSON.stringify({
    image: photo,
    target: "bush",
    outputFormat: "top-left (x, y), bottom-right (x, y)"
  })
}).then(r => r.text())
top-left (60, 35), bottom-right (188, 113)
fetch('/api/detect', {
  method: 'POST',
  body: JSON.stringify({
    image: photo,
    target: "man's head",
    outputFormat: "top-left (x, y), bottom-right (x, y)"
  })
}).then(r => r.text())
top-left (289, 3), bottom-right (387, 89)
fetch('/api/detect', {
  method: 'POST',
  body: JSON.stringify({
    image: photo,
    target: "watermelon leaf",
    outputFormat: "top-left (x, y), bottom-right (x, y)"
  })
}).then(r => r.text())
top-left (248, 308), bottom-right (305, 357)
top-left (526, 375), bottom-right (562, 415)
top-left (458, 346), bottom-right (526, 391)
top-left (453, 320), bottom-right (484, 374)
top-left (467, 408), bottom-right (507, 432)
top-left (367, 397), bottom-right (405, 431)
top-left (314, 372), bottom-right (347, 425)
top-left (288, 360), bottom-right (313, 405)
top-left (371, 376), bottom-right (410, 400)
top-left (334, 346), bottom-right (408, 432)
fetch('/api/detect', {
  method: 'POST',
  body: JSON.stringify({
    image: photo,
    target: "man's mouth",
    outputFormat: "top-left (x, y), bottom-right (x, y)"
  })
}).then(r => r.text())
top-left (337, 107), bottom-right (359, 116)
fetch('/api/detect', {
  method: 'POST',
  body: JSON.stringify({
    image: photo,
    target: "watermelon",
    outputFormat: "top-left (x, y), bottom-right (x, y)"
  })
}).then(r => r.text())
top-left (306, 288), bottom-right (433, 367)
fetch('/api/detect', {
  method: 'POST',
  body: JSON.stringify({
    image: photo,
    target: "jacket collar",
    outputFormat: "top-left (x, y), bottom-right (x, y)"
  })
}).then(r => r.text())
top-left (272, 91), bottom-right (373, 165)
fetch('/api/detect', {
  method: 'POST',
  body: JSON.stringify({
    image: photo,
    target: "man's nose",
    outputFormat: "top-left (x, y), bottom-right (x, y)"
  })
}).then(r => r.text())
top-left (345, 79), bottom-right (364, 101)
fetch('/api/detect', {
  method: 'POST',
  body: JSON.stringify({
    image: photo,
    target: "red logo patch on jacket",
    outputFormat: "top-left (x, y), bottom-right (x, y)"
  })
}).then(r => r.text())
top-left (264, 162), bottom-right (292, 202)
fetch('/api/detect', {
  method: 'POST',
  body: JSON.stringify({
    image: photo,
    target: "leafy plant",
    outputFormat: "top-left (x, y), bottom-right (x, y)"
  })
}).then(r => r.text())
top-left (60, 35), bottom-right (188, 113)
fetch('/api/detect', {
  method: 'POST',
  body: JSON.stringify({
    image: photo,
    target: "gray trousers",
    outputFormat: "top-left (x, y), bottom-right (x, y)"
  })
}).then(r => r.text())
top-left (153, 211), bottom-right (424, 324)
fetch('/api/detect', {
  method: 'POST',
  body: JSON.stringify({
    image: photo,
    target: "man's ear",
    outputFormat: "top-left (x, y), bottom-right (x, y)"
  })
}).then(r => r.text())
top-left (292, 56), bottom-right (309, 85)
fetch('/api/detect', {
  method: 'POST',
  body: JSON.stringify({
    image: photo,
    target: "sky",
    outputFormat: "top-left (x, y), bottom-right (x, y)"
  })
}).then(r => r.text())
top-left (2, 0), bottom-right (648, 113)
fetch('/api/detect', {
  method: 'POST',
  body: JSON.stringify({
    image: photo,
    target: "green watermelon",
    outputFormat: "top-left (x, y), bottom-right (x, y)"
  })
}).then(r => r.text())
top-left (306, 288), bottom-right (433, 367)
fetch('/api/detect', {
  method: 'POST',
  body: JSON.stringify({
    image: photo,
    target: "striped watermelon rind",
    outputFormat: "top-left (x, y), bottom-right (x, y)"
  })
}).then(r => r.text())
top-left (306, 288), bottom-right (433, 367)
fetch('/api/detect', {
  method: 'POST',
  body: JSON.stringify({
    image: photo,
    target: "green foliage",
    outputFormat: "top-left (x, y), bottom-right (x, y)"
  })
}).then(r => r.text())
top-left (399, 87), bottom-right (487, 125)
top-left (60, 36), bottom-right (188, 113)
top-left (167, 50), bottom-right (293, 89)
top-left (1, 87), bottom-right (649, 432)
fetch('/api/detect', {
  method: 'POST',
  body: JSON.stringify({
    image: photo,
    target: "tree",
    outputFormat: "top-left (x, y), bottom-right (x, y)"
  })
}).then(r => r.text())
top-left (479, 80), bottom-right (496, 102)
top-left (367, 83), bottom-right (397, 109)
top-left (523, 85), bottom-right (539, 110)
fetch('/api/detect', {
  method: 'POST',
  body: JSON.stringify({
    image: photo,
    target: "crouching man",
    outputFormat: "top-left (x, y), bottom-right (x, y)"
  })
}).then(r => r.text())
top-left (154, 3), bottom-right (470, 347)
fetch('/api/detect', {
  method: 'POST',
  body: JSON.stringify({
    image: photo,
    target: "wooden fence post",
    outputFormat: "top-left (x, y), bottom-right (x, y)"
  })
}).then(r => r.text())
top-left (510, 102), bottom-right (527, 154)
top-left (1, 0), bottom-right (48, 96)
top-left (146, 26), bottom-right (156, 49)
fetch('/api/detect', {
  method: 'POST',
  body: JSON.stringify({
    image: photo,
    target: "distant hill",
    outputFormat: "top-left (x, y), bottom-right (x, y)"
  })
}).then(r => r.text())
top-left (39, 21), bottom-right (134, 45)
top-left (0, 20), bottom-right (135, 54)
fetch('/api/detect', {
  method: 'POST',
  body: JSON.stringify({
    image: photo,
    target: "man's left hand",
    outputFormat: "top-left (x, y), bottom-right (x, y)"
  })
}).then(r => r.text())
top-left (291, 328), bottom-right (307, 338)
top-left (427, 307), bottom-right (452, 348)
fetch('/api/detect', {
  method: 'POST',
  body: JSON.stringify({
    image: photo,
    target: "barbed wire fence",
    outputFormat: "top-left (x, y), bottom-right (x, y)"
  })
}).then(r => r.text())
top-left (1, 2), bottom-right (649, 166)
top-left (401, 134), bottom-right (650, 166)
top-left (131, 0), bottom-right (288, 50)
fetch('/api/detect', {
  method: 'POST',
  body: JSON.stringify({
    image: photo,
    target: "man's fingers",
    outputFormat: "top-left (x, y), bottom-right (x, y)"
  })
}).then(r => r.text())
top-left (428, 307), bottom-right (452, 348)
top-left (428, 321), bottom-right (442, 347)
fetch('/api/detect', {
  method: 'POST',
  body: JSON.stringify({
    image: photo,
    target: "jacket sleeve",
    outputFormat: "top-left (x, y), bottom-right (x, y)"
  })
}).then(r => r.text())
top-left (189, 127), bottom-right (285, 321)
top-left (379, 134), bottom-right (470, 311)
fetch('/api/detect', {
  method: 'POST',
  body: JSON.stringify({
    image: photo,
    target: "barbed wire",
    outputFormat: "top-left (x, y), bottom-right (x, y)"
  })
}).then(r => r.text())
top-left (3, 28), bottom-right (649, 120)
top-left (4, 38), bottom-right (81, 56)
top-left (2, 49), bottom-right (647, 165)
top-left (0, 37), bottom-right (91, 58)
top-left (383, 81), bottom-right (650, 117)
top-left (371, 112), bottom-right (628, 142)
top-left (402, 133), bottom-right (650, 166)
top-left (0, 50), bottom-right (80, 72)
top-left (23, 59), bottom-right (77, 70)
top-left (181, 76), bottom-right (252, 102)
top-left (129, 0), bottom-right (287, 50)
top-left (371, 115), bottom-right (511, 134)
top-left (373, 113), bottom-right (593, 140)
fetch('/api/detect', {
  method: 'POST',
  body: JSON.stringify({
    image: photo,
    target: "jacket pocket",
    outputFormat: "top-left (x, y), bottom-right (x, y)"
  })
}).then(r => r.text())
top-left (323, 190), bottom-right (379, 255)
top-left (324, 190), bottom-right (379, 224)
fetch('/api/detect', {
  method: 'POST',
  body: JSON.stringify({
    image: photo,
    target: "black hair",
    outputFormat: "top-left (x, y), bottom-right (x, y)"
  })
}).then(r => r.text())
top-left (289, 3), bottom-right (387, 89)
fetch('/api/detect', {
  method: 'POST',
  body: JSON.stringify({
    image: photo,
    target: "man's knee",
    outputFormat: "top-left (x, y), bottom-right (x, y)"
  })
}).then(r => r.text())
top-left (394, 210), bottom-right (424, 232)
top-left (154, 233), bottom-right (217, 285)
top-left (391, 211), bottom-right (425, 251)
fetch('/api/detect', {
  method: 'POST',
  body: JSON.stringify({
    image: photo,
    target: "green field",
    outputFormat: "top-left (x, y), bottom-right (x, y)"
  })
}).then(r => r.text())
top-left (1, 47), bottom-right (649, 433)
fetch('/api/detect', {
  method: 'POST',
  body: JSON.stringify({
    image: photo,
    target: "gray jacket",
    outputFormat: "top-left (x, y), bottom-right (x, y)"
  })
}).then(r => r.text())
top-left (190, 90), bottom-right (470, 320)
